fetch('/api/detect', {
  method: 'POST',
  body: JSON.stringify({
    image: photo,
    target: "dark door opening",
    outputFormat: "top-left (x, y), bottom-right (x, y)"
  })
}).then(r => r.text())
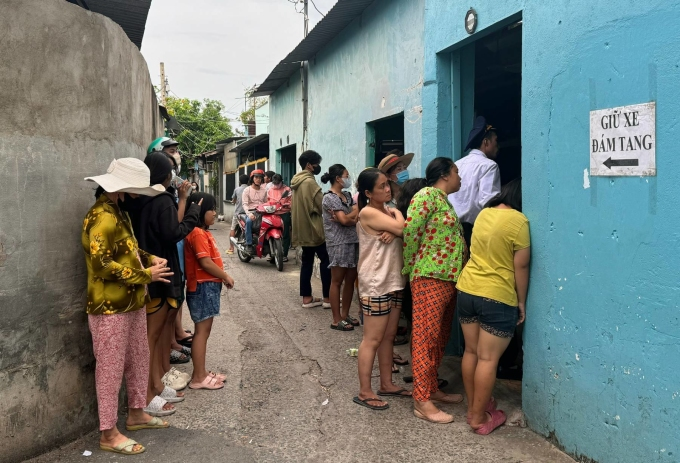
top-left (474, 21), bottom-right (522, 186)
top-left (474, 21), bottom-right (524, 380)
top-left (279, 145), bottom-right (297, 186)
top-left (367, 113), bottom-right (404, 167)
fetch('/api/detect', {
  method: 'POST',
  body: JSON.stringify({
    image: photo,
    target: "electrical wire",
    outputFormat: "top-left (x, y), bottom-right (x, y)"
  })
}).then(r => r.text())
top-left (310, 0), bottom-right (325, 17)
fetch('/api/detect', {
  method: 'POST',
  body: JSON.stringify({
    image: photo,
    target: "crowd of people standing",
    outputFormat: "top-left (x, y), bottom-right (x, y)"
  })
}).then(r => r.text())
top-left (82, 138), bottom-right (233, 455)
top-left (80, 115), bottom-right (529, 455)
top-left (288, 116), bottom-right (530, 434)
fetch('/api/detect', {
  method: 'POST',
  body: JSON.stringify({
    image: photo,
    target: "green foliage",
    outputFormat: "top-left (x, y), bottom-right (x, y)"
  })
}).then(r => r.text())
top-left (165, 96), bottom-right (234, 156)
top-left (238, 85), bottom-right (268, 127)
top-left (209, 174), bottom-right (220, 192)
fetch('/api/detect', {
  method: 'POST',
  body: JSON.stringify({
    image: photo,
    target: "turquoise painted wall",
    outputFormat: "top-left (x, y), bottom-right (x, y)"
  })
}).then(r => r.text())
top-left (425, 1), bottom-right (680, 462)
top-left (269, 72), bottom-right (304, 172)
top-left (274, 0), bottom-right (425, 183)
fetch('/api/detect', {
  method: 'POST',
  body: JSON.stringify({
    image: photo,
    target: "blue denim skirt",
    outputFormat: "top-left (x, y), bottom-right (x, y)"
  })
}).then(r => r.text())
top-left (186, 281), bottom-right (222, 324)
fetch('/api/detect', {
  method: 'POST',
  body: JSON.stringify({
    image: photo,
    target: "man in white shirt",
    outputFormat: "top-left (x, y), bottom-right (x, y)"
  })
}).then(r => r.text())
top-left (448, 116), bottom-right (501, 247)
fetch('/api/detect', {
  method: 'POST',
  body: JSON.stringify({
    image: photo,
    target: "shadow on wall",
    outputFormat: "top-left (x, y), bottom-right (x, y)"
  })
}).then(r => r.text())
top-left (0, 1), bottom-right (164, 462)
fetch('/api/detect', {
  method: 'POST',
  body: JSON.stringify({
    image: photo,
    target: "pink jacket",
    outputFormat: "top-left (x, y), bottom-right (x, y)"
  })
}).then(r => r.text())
top-left (267, 184), bottom-right (292, 209)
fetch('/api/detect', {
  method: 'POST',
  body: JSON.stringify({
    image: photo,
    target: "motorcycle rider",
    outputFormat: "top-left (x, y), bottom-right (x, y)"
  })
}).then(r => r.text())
top-left (241, 169), bottom-right (268, 254)
top-left (267, 174), bottom-right (293, 262)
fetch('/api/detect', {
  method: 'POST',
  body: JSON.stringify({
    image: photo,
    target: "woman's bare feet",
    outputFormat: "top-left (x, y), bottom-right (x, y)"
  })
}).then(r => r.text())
top-left (430, 390), bottom-right (464, 404)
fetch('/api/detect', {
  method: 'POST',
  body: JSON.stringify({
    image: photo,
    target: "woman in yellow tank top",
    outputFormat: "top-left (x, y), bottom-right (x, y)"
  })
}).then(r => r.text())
top-left (456, 178), bottom-right (530, 435)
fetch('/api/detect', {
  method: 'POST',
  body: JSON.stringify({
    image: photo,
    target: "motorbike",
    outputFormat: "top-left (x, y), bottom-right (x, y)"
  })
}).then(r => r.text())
top-left (230, 190), bottom-right (290, 271)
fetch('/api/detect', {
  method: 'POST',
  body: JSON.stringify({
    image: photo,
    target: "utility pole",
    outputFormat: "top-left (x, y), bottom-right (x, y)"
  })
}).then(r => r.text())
top-left (301, 0), bottom-right (309, 150)
top-left (303, 0), bottom-right (309, 37)
top-left (159, 62), bottom-right (167, 106)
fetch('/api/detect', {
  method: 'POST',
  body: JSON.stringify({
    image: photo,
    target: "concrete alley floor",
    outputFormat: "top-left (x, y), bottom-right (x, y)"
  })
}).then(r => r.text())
top-left (29, 223), bottom-right (574, 463)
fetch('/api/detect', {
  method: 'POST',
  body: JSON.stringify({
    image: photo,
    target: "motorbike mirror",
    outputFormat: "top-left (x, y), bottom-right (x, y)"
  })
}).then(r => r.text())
top-left (281, 190), bottom-right (290, 199)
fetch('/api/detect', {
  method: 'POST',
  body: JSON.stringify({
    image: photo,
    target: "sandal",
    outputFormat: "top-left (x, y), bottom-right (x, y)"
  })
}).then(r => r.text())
top-left (160, 385), bottom-right (185, 404)
top-left (209, 371), bottom-right (227, 382)
top-left (126, 416), bottom-right (169, 431)
top-left (170, 350), bottom-right (190, 364)
top-left (302, 297), bottom-right (323, 308)
top-left (226, 249), bottom-right (234, 255)
top-left (100, 438), bottom-right (145, 455)
top-left (189, 374), bottom-right (224, 390)
top-left (345, 315), bottom-right (360, 327)
top-left (143, 396), bottom-right (175, 417)
top-left (414, 408), bottom-right (454, 424)
top-left (392, 353), bottom-right (409, 366)
top-left (179, 346), bottom-right (191, 357)
top-left (330, 320), bottom-right (354, 331)
top-left (178, 335), bottom-right (193, 347)
top-left (392, 364), bottom-right (400, 373)
top-left (353, 396), bottom-right (389, 410)
top-left (377, 388), bottom-right (412, 397)
top-left (473, 409), bottom-right (507, 435)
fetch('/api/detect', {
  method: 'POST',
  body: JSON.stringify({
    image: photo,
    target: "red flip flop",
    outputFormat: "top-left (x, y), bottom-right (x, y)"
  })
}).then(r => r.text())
top-left (473, 409), bottom-right (506, 435)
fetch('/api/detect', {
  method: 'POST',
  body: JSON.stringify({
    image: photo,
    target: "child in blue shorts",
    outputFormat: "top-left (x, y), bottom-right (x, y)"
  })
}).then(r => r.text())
top-left (184, 193), bottom-right (235, 390)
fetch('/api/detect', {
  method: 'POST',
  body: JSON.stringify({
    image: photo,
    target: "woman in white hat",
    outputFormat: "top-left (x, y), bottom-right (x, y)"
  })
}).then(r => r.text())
top-left (377, 150), bottom-right (415, 208)
top-left (82, 158), bottom-right (174, 455)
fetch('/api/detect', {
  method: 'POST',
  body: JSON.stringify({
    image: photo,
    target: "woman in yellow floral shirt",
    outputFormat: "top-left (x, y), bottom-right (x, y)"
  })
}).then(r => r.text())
top-left (82, 158), bottom-right (173, 456)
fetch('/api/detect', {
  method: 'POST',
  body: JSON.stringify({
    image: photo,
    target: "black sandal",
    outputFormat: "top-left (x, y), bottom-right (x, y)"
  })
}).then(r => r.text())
top-left (177, 335), bottom-right (193, 347)
top-left (345, 315), bottom-right (360, 327)
top-left (353, 396), bottom-right (389, 410)
top-left (330, 320), bottom-right (354, 331)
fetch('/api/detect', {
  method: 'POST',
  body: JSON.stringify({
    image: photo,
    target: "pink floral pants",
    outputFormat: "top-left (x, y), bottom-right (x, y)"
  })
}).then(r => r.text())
top-left (88, 308), bottom-right (149, 430)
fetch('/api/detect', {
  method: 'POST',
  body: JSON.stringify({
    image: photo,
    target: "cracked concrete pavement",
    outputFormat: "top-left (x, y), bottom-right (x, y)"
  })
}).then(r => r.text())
top-left (28, 223), bottom-right (574, 463)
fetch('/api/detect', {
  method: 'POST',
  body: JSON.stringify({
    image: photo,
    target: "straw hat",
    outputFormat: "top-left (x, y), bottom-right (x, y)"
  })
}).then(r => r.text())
top-left (85, 158), bottom-right (165, 196)
top-left (377, 152), bottom-right (415, 173)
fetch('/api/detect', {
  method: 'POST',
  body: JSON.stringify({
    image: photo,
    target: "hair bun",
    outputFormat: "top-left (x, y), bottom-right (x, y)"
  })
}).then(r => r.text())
top-left (320, 172), bottom-right (331, 184)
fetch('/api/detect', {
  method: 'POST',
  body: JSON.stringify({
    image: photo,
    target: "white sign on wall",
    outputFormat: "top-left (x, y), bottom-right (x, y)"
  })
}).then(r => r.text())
top-left (590, 102), bottom-right (656, 176)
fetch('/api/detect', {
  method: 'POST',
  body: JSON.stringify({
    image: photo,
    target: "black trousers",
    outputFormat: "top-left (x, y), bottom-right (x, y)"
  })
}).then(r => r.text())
top-left (300, 243), bottom-right (331, 298)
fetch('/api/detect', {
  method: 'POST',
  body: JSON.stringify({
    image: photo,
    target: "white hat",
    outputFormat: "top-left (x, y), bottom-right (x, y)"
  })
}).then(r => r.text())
top-left (85, 158), bottom-right (166, 196)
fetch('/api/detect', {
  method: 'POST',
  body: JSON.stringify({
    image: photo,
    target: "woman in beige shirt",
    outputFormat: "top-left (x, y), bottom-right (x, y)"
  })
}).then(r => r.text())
top-left (353, 168), bottom-right (412, 411)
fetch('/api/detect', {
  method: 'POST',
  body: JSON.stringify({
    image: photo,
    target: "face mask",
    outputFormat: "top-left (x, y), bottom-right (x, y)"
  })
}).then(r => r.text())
top-left (117, 193), bottom-right (133, 211)
top-left (396, 170), bottom-right (409, 185)
top-left (312, 165), bottom-right (321, 176)
top-left (341, 177), bottom-right (352, 190)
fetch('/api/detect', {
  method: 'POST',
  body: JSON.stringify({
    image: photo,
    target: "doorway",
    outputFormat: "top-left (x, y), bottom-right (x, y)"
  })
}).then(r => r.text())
top-left (278, 144), bottom-right (297, 186)
top-left (447, 19), bottom-right (524, 380)
top-left (473, 21), bottom-right (522, 185)
top-left (473, 20), bottom-right (524, 379)
top-left (366, 113), bottom-right (405, 167)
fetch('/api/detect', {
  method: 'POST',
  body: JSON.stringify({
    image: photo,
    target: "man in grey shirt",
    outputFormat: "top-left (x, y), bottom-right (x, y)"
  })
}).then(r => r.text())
top-left (227, 174), bottom-right (250, 254)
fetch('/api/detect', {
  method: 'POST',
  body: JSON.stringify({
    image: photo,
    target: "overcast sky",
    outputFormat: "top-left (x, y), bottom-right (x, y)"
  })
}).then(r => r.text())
top-left (141, 0), bottom-right (336, 124)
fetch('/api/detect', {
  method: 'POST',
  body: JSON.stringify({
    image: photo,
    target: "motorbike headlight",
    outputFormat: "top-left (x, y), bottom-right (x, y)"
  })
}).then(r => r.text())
top-left (264, 205), bottom-right (276, 214)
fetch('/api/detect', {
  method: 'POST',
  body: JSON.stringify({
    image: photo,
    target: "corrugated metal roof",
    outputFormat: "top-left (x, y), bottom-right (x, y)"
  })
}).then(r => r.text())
top-left (67, 0), bottom-right (152, 48)
top-left (230, 134), bottom-right (270, 152)
top-left (252, 0), bottom-right (376, 96)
